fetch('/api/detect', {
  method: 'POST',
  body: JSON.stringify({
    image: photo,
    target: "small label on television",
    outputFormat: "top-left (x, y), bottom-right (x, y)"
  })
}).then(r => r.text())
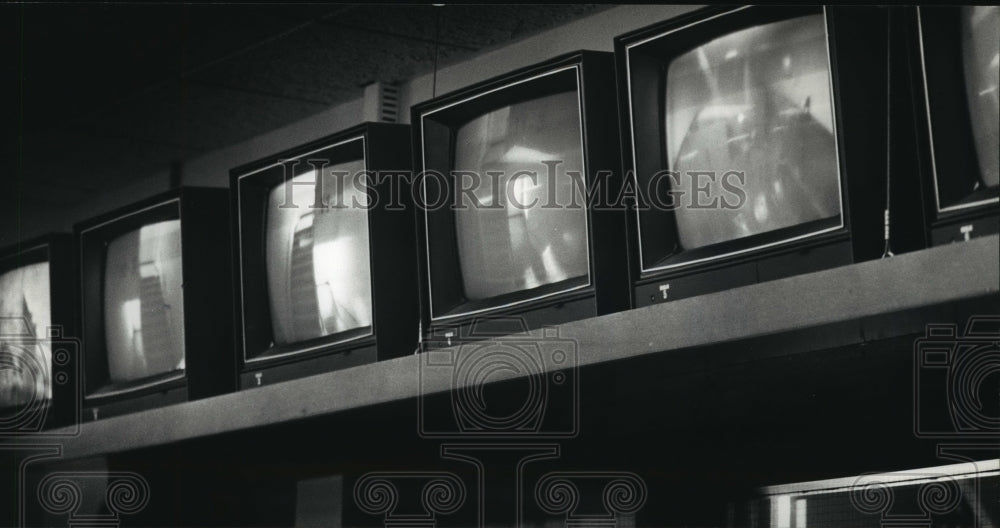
top-left (960, 224), bottom-right (974, 241)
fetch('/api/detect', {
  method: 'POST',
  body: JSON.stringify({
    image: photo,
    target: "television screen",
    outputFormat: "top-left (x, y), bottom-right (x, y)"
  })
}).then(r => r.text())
top-left (753, 462), bottom-right (999, 528)
top-left (961, 5), bottom-right (999, 191)
top-left (0, 262), bottom-right (51, 408)
top-left (665, 14), bottom-right (841, 251)
top-left (452, 90), bottom-right (589, 301)
top-left (265, 159), bottom-right (372, 346)
top-left (103, 220), bottom-right (185, 386)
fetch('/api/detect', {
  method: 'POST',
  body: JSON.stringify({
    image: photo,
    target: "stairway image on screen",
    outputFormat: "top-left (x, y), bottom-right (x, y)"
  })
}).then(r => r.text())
top-left (453, 90), bottom-right (589, 301)
top-left (961, 5), bottom-right (999, 193)
top-left (103, 220), bottom-right (185, 388)
top-left (265, 159), bottom-right (372, 346)
top-left (665, 14), bottom-right (841, 251)
top-left (0, 263), bottom-right (52, 409)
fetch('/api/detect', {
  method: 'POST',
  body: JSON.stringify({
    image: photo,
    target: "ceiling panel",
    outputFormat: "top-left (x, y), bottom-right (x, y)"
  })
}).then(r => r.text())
top-left (6, 4), bottom-right (608, 216)
top-left (7, 4), bottom-right (340, 141)
top-left (82, 80), bottom-right (330, 153)
top-left (187, 22), bottom-right (469, 108)
top-left (329, 5), bottom-right (609, 53)
top-left (17, 128), bottom-right (179, 195)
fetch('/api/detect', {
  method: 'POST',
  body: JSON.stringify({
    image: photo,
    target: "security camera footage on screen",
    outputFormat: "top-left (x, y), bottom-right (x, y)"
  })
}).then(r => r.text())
top-left (102, 220), bottom-right (186, 389)
top-left (665, 14), bottom-right (841, 251)
top-left (453, 90), bottom-right (589, 301)
top-left (266, 159), bottom-right (373, 346)
top-left (962, 5), bottom-right (999, 193)
top-left (0, 263), bottom-right (52, 409)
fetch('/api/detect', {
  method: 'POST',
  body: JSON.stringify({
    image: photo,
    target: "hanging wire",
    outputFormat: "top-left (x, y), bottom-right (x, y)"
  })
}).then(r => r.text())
top-left (882, 11), bottom-right (895, 258)
top-left (417, 4), bottom-right (445, 354)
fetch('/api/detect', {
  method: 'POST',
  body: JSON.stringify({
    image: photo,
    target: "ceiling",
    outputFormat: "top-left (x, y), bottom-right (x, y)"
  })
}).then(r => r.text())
top-left (2, 3), bottom-right (609, 216)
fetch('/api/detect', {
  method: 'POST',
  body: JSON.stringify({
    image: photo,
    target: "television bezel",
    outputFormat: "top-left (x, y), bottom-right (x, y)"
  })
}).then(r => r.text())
top-left (231, 122), bottom-right (419, 386)
top-left (79, 197), bottom-right (186, 400)
top-left (235, 134), bottom-right (374, 365)
top-left (912, 6), bottom-right (1000, 221)
top-left (75, 186), bottom-right (234, 418)
top-left (0, 233), bottom-right (78, 431)
top-left (619, 5), bottom-right (850, 277)
top-left (412, 50), bottom-right (630, 333)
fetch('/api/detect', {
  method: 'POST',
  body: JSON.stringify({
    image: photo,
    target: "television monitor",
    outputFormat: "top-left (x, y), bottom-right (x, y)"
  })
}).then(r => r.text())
top-left (413, 51), bottom-right (630, 349)
top-left (617, 6), bottom-right (910, 307)
top-left (911, 6), bottom-right (1000, 245)
top-left (76, 187), bottom-right (233, 420)
top-left (0, 234), bottom-right (77, 432)
top-left (232, 123), bottom-right (418, 388)
top-left (748, 460), bottom-right (999, 527)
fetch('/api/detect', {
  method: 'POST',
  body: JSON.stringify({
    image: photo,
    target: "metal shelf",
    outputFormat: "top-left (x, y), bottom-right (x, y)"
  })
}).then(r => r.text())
top-left (8, 235), bottom-right (997, 461)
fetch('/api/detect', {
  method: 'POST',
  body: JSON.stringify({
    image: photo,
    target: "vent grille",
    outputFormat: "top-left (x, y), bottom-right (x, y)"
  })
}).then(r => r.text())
top-left (378, 83), bottom-right (400, 123)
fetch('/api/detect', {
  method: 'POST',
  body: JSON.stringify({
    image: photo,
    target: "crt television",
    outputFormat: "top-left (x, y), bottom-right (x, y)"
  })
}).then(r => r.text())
top-left (617, 6), bottom-right (916, 307)
top-left (909, 6), bottom-right (999, 245)
top-left (0, 234), bottom-right (77, 432)
top-left (412, 51), bottom-right (630, 349)
top-left (748, 460), bottom-right (998, 527)
top-left (76, 187), bottom-right (233, 420)
top-left (232, 123), bottom-right (418, 389)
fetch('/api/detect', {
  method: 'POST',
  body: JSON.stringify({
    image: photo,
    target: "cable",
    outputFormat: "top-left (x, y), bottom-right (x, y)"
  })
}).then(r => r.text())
top-left (418, 6), bottom-right (441, 355)
top-left (415, 320), bottom-right (424, 355)
top-left (882, 10), bottom-right (895, 258)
